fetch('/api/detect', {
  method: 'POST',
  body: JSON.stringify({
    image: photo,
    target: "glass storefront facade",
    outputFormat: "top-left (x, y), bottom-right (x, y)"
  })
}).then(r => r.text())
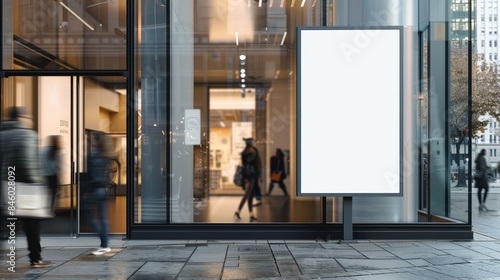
top-left (1, 0), bottom-right (474, 239)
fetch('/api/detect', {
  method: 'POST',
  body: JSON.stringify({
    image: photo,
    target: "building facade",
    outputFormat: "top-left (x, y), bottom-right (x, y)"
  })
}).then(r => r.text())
top-left (475, 0), bottom-right (500, 176)
top-left (0, 0), bottom-right (475, 240)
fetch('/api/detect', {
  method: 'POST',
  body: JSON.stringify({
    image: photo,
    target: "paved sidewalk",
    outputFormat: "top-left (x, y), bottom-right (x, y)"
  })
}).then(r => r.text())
top-left (2, 234), bottom-right (500, 279)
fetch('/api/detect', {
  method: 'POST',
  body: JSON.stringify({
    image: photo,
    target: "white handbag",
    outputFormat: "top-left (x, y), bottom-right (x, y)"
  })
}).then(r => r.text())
top-left (2, 181), bottom-right (53, 219)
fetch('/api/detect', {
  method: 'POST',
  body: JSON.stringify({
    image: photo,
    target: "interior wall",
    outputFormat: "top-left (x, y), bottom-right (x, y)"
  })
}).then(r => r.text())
top-left (84, 79), bottom-right (120, 131)
top-left (39, 76), bottom-right (71, 185)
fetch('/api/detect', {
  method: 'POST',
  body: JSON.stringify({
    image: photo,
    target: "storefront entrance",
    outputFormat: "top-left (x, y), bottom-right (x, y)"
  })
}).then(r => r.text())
top-left (0, 75), bottom-right (126, 236)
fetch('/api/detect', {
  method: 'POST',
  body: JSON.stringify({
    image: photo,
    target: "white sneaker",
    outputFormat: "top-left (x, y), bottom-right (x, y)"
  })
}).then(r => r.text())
top-left (92, 247), bottom-right (111, 255)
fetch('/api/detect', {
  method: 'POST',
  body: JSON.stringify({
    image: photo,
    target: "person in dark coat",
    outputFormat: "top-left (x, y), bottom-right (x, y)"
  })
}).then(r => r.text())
top-left (475, 149), bottom-right (490, 212)
top-left (0, 107), bottom-right (51, 267)
top-left (234, 138), bottom-right (261, 222)
top-left (268, 148), bottom-right (288, 196)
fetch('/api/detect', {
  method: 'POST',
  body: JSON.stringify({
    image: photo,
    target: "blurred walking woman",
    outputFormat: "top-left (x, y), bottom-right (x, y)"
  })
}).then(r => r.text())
top-left (475, 149), bottom-right (490, 212)
top-left (234, 138), bottom-right (261, 222)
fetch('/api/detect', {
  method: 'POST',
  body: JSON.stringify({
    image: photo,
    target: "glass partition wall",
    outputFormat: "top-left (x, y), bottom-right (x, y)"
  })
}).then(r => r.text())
top-left (1, 0), bottom-right (474, 240)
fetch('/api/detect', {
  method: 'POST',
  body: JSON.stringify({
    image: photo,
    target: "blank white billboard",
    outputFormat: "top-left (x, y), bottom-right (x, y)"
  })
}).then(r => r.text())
top-left (297, 27), bottom-right (403, 196)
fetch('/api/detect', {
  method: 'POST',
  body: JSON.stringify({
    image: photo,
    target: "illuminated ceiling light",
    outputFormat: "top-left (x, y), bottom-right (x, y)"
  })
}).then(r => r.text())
top-left (240, 61), bottom-right (246, 66)
top-left (241, 73), bottom-right (246, 78)
top-left (301, 0), bottom-right (306, 7)
top-left (269, 0), bottom-right (274, 7)
top-left (59, 2), bottom-right (95, 31)
top-left (235, 32), bottom-right (239, 46)
top-left (241, 84), bottom-right (246, 88)
top-left (241, 79), bottom-right (246, 83)
top-left (280, 0), bottom-right (285, 8)
top-left (241, 69), bottom-right (246, 73)
top-left (291, 0), bottom-right (296, 7)
top-left (280, 31), bottom-right (287, 46)
top-left (259, 0), bottom-right (263, 7)
top-left (219, 121), bottom-right (226, 127)
top-left (240, 54), bottom-right (246, 60)
top-left (312, 0), bottom-right (317, 7)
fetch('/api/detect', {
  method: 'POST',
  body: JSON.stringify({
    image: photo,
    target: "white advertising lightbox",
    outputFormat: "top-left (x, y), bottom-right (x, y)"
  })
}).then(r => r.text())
top-left (297, 27), bottom-right (403, 196)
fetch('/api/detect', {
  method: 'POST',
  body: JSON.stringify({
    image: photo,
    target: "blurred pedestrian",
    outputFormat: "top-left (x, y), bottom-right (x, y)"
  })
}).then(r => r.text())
top-left (0, 107), bottom-right (51, 267)
top-left (41, 135), bottom-right (62, 213)
top-left (234, 138), bottom-right (261, 222)
top-left (83, 131), bottom-right (114, 255)
top-left (474, 149), bottom-right (490, 212)
top-left (268, 148), bottom-right (288, 196)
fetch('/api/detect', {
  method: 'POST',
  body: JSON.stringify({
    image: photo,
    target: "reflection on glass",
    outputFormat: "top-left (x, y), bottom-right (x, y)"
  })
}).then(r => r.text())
top-left (166, 0), bottom-right (322, 224)
top-left (3, 0), bottom-right (126, 70)
top-left (134, 1), bottom-right (168, 224)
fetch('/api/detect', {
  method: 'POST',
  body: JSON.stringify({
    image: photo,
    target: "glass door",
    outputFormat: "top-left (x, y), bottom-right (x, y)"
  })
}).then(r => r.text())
top-left (1, 75), bottom-right (77, 236)
top-left (1, 75), bottom-right (127, 236)
top-left (77, 76), bottom-right (127, 234)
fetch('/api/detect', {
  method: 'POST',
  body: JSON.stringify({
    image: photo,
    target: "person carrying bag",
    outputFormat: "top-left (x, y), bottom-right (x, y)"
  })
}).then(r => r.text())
top-left (268, 148), bottom-right (288, 196)
top-left (0, 107), bottom-right (52, 267)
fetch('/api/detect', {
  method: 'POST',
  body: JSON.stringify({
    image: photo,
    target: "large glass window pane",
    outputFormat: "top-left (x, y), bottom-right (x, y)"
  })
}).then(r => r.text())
top-left (328, 0), bottom-right (472, 225)
top-left (2, 0), bottom-right (126, 70)
top-left (132, 0), bottom-right (325, 225)
top-left (134, 0), bottom-right (168, 224)
top-left (448, 1), bottom-right (473, 223)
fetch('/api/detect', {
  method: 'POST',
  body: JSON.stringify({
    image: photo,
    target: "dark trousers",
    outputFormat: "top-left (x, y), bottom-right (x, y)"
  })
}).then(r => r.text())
top-left (269, 179), bottom-right (288, 196)
top-left (475, 176), bottom-right (489, 204)
top-left (84, 188), bottom-right (109, 248)
top-left (253, 179), bottom-right (261, 200)
top-left (238, 177), bottom-right (256, 213)
top-left (24, 219), bottom-right (41, 262)
top-left (46, 175), bottom-right (59, 211)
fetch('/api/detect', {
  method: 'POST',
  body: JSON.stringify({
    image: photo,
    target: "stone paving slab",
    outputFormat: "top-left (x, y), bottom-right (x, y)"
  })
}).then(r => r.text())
top-left (3, 238), bottom-right (500, 279)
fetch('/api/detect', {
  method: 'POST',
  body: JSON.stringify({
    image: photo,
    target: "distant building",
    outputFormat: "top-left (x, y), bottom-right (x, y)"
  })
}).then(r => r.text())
top-left (475, 0), bottom-right (500, 176)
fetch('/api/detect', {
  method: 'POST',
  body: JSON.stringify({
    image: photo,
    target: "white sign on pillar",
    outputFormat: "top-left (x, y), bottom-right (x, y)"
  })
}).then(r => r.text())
top-left (297, 27), bottom-right (403, 196)
top-left (185, 109), bottom-right (201, 145)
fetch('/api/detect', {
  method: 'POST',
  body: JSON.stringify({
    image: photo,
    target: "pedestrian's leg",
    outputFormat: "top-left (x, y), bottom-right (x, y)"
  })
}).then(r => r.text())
top-left (247, 180), bottom-right (257, 221)
top-left (97, 199), bottom-right (109, 248)
top-left (238, 180), bottom-right (253, 213)
top-left (24, 219), bottom-right (41, 263)
top-left (478, 188), bottom-right (484, 211)
top-left (237, 179), bottom-right (253, 215)
top-left (247, 178), bottom-right (256, 213)
top-left (48, 175), bottom-right (58, 211)
top-left (483, 185), bottom-right (489, 210)
top-left (85, 201), bottom-right (99, 232)
top-left (268, 182), bottom-right (274, 195)
top-left (279, 180), bottom-right (288, 196)
top-left (254, 179), bottom-right (261, 201)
